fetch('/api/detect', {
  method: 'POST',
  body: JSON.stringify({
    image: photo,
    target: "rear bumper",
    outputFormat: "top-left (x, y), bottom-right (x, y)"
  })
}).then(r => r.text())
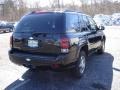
top-left (9, 50), bottom-right (76, 67)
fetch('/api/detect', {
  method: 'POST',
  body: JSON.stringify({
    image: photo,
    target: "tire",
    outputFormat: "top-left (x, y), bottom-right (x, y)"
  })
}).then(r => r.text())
top-left (97, 41), bottom-right (105, 54)
top-left (3, 30), bottom-right (6, 33)
top-left (72, 51), bottom-right (86, 78)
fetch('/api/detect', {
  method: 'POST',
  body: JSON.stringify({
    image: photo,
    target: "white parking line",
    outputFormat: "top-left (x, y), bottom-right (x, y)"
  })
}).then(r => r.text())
top-left (11, 79), bottom-right (30, 90)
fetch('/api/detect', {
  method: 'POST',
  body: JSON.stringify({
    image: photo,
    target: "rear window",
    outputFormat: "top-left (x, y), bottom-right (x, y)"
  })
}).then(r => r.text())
top-left (15, 13), bottom-right (65, 33)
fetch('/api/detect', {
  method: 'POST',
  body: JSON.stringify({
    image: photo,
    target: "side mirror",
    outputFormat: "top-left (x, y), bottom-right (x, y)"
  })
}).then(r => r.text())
top-left (98, 25), bottom-right (105, 30)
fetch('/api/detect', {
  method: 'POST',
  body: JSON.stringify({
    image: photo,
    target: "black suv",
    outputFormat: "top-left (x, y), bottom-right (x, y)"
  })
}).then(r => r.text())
top-left (9, 11), bottom-right (106, 77)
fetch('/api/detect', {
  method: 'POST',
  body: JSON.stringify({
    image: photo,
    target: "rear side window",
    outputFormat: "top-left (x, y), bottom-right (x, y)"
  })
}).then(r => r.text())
top-left (81, 15), bottom-right (90, 32)
top-left (15, 13), bottom-right (65, 33)
top-left (65, 13), bottom-right (79, 32)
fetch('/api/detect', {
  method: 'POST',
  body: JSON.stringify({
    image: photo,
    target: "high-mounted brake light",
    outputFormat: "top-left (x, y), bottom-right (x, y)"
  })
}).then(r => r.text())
top-left (60, 38), bottom-right (70, 53)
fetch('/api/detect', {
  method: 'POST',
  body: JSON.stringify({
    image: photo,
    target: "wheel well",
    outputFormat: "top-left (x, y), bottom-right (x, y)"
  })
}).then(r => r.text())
top-left (80, 45), bottom-right (88, 56)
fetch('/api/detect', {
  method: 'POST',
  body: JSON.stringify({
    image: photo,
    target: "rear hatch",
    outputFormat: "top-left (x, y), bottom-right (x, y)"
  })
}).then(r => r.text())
top-left (13, 12), bottom-right (66, 55)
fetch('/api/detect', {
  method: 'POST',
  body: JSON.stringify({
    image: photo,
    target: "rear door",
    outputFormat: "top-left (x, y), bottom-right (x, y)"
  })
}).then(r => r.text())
top-left (13, 13), bottom-right (65, 55)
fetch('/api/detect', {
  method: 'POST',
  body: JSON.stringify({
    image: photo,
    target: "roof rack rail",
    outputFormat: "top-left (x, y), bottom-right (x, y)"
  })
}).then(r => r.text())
top-left (64, 10), bottom-right (82, 13)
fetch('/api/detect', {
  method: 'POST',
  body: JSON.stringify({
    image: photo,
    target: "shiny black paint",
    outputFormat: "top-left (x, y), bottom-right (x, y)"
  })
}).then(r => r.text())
top-left (9, 11), bottom-right (106, 67)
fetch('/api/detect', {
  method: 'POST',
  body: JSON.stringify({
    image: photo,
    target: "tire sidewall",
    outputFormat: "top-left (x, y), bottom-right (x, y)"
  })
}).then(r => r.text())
top-left (74, 51), bottom-right (86, 78)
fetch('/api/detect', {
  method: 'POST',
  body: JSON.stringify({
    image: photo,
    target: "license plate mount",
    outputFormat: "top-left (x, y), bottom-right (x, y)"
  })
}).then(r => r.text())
top-left (28, 40), bottom-right (38, 48)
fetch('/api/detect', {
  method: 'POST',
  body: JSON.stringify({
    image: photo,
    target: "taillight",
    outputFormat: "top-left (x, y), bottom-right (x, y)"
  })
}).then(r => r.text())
top-left (60, 38), bottom-right (70, 53)
top-left (10, 36), bottom-right (13, 48)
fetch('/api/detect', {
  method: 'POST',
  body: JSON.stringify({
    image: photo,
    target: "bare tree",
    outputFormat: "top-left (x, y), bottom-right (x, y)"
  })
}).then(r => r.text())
top-left (1, 0), bottom-right (120, 21)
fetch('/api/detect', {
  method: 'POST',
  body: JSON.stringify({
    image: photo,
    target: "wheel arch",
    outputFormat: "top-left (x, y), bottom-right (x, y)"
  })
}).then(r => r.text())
top-left (80, 45), bottom-right (88, 56)
top-left (76, 44), bottom-right (88, 58)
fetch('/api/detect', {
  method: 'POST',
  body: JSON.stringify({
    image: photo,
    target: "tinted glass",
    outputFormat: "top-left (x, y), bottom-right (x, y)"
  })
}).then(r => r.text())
top-left (87, 16), bottom-right (97, 30)
top-left (15, 13), bottom-right (65, 33)
top-left (65, 13), bottom-right (79, 32)
top-left (81, 15), bottom-right (89, 32)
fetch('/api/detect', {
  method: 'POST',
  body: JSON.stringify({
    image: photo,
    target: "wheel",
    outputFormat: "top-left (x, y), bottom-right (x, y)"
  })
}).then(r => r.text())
top-left (3, 30), bottom-right (6, 33)
top-left (72, 51), bottom-right (86, 78)
top-left (97, 41), bottom-right (105, 54)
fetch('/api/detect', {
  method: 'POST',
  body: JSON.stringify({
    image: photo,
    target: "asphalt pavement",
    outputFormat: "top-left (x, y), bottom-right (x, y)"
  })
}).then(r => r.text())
top-left (0, 26), bottom-right (120, 90)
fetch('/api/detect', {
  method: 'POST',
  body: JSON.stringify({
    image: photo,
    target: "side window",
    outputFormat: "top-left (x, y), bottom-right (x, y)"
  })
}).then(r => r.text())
top-left (78, 14), bottom-right (84, 32)
top-left (81, 15), bottom-right (89, 32)
top-left (87, 16), bottom-right (97, 31)
top-left (66, 14), bottom-right (79, 32)
top-left (82, 15), bottom-right (89, 26)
